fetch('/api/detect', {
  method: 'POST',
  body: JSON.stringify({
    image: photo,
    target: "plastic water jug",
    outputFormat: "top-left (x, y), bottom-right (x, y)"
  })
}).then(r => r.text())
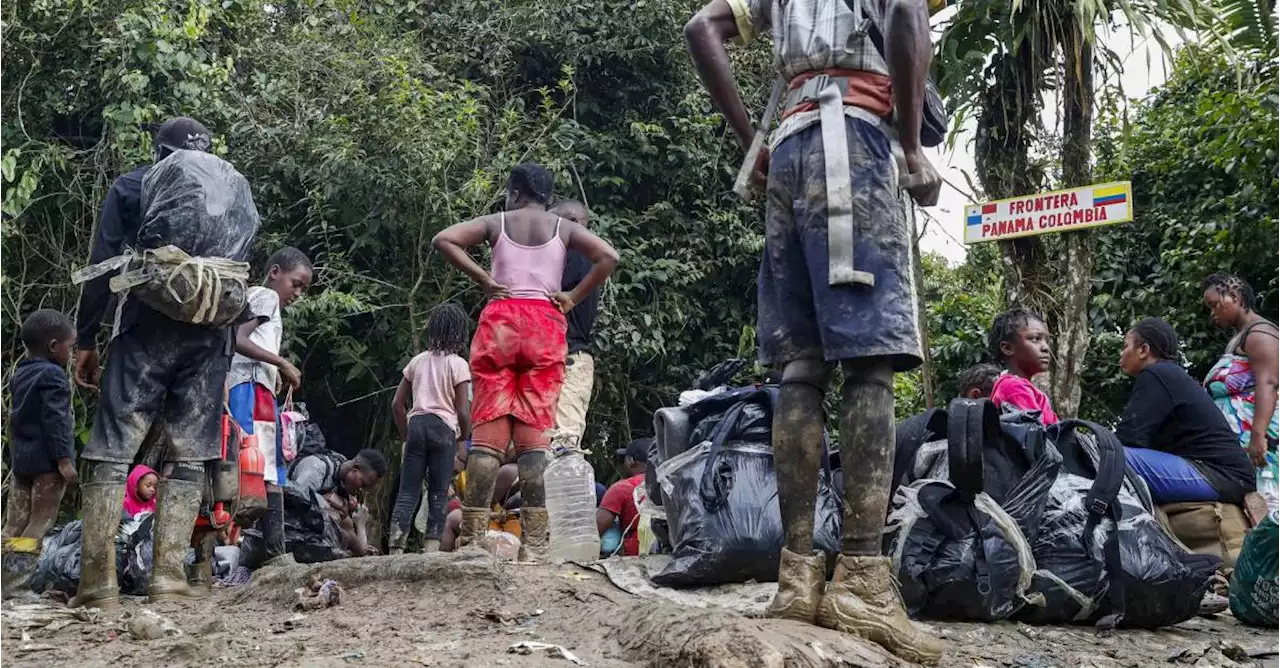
top-left (1259, 468), bottom-right (1279, 514)
top-left (544, 450), bottom-right (600, 563)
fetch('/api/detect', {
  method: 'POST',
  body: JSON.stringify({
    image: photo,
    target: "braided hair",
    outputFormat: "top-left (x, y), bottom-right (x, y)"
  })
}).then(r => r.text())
top-left (987, 307), bottom-right (1045, 362)
top-left (507, 163), bottom-right (554, 206)
top-left (1204, 273), bottom-right (1256, 312)
top-left (1129, 317), bottom-right (1180, 361)
top-left (425, 302), bottom-right (470, 355)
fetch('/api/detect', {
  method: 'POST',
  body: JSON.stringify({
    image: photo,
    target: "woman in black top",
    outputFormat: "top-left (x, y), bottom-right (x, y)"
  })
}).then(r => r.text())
top-left (1117, 318), bottom-right (1256, 504)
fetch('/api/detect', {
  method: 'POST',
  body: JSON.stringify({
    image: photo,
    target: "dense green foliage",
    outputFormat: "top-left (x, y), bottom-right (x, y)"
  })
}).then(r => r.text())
top-left (1, 0), bottom-right (1275, 535)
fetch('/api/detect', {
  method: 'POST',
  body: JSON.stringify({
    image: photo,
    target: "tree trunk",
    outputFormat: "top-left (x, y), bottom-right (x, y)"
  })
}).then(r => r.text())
top-left (1051, 20), bottom-right (1096, 419)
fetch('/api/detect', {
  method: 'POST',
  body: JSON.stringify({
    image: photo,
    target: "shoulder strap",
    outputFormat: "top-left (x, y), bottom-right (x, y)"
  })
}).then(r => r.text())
top-left (945, 398), bottom-right (998, 496)
top-left (1236, 319), bottom-right (1280, 354)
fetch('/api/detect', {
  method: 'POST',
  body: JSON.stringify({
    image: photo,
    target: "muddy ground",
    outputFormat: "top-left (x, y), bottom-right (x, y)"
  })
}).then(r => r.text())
top-left (3, 552), bottom-right (1276, 668)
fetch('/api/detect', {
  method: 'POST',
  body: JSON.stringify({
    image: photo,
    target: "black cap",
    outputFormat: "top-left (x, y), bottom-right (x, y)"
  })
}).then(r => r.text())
top-left (155, 117), bottom-right (213, 153)
top-left (616, 438), bottom-right (652, 464)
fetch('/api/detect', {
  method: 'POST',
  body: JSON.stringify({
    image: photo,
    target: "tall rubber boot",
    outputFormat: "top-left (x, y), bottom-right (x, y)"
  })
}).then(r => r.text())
top-left (148, 478), bottom-right (209, 602)
top-left (518, 507), bottom-right (550, 563)
top-left (766, 548), bottom-right (826, 624)
top-left (457, 506), bottom-right (491, 550)
top-left (817, 555), bottom-right (944, 665)
top-left (69, 481), bottom-right (126, 609)
top-left (186, 531), bottom-right (216, 594)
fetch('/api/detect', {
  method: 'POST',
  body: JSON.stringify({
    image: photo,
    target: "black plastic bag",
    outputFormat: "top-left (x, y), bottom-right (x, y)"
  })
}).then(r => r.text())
top-left (652, 387), bottom-right (842, 586)
top-left (686, 385), bottom-right (773, 449)
top-left (245, 487), bottom-right (350, 564)
top-left (139, 150), bottom-right (258, 262)
top-left (29, 512), bottom-right (157, 596)
top-left (117, 513), bottom-right (155, 595)
top-left (886, 400), bottom-right (1058, 622)
top-left (1019, 420), bottom-right (1219, 629)
top-left (30, 521), bottom-right (83, 596)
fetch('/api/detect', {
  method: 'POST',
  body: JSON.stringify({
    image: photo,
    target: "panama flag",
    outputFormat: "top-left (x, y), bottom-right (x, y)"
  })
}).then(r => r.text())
top-left (966, 202), bottom-right (998, 226)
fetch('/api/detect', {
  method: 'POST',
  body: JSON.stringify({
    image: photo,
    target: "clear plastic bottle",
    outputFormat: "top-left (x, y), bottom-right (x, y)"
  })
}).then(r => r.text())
top-left (1258, 468), bottom-right (1279, 514)
top-left (544, 449), bottom-right (600, 563)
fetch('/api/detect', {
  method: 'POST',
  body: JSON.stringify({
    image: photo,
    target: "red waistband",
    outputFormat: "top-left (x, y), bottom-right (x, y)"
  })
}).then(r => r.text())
top-left (781, 69), bottom-right (893, 121)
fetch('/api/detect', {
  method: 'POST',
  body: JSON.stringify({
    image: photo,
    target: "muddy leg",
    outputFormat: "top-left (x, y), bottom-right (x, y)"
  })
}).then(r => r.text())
top-left (515, 444), bottom-right (549, 562)
top-left (459, 427), bottom-right (504, 549)
top-left (817, 356), bottom-right (942, 665)
top-left (19, 472), bottom-right (66, 539)
top-left (2, 475), bottom-right (34, 538)
top-left (766, 359), bottom-right (830, 623)
top-left (837, 357), bottom-right (894, 556)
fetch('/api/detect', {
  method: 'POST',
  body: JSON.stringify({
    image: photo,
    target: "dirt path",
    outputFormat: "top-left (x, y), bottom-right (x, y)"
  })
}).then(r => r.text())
top-left (3, 553), bottom-right (1276, 668)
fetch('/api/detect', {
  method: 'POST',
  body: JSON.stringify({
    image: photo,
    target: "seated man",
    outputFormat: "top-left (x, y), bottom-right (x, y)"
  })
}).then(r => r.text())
top-left (597, 439), bottom-right (651, 557)
top-left (289, 448), bottom-right (388, 556)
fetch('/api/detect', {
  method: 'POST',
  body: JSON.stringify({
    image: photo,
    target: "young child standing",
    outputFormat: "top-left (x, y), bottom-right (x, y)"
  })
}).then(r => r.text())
top-left (433, 163), bottom-right (618, 560)
top-left (4, 310), bottom-right (78, 541)
top-left (388, 302), bottom-right (473, 554)
top-left (988, 308), bottom-right (1059, 424)
top-left (228, 246), bottom-right (312, 566)
top-left (2, 309), bottom-right (75, 596)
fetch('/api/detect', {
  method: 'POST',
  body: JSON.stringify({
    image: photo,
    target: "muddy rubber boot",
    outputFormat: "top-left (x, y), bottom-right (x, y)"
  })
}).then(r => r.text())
top-left (766, 548), bottom-right (826, 624)
top-left (69, 481), bottom-right (126, 610)
top-left (423, 539), bottom-right (441, 554)
top-left (186, 532), bottom-right (216, 594)
top-left (518, 507), bottom-right (550, 563)
top-left (2, 537), bottom-right (41, 599)
top-left (457, 506), bottom-right (492, 550)
top-left (148, 479), bottom-right (209, 602)
top-left (817, 555), bottom-right (943, 666)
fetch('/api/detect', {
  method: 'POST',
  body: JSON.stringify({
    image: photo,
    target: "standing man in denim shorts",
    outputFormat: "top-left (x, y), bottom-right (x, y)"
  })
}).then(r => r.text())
top-left (685, 0), bottom-right (943, 662)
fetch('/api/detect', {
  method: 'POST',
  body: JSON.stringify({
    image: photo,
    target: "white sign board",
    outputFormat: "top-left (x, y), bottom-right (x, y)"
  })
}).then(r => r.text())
top-left (963, 181), bottom-right (1133, 244)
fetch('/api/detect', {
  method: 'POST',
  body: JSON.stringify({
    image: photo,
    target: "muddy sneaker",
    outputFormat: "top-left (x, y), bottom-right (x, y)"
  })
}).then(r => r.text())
top-left (518, 507), bottom-right (550, 563)
top-left (766, 548), bottom-right (826, 624)
top-left (1199, 591), bottom-right (1230, 616)
top-left (817, 555), bottom-right (943, 666)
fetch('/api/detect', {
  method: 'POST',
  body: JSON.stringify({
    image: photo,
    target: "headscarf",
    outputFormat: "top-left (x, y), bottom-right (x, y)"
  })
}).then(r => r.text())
top-left (124, 465), bottom-right (159, 517)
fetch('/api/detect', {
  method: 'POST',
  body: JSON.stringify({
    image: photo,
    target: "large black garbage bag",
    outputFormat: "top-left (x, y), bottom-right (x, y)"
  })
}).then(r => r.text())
top-left (139, 150), bottom-right (258, 261)
top-left (686, 385), bottom-right (773, 448)
top-left (117, 512), bottom-right (156, 595)
top-left (652, 387), bottom-right (842, 586)
top-left (243, 487), bottom-right (350, 564)
top-left (30, 521), bottom-right (83, 595)
top-left (886, 400), bottom-right (1058, 621)
top-left (30, 512), bottom-right (158, 596)
top-left (1018, 420), bottom-right (1220, 629)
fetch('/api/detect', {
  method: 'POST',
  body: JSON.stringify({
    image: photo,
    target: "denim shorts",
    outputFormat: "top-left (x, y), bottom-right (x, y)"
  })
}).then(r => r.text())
top-left (757, 116), bottom-right (922, 371)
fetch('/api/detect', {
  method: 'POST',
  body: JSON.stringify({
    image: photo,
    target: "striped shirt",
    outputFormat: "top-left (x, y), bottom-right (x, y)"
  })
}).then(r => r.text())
top-left (729, 0), bottom-right (894, 148)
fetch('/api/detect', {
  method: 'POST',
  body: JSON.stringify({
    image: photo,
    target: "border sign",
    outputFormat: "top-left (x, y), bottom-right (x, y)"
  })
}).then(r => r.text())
top-left (963, 181), bottom-right (1133, 244)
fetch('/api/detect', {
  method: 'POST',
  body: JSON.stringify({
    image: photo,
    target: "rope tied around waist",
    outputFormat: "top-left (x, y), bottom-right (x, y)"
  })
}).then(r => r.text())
top-left (71, 245), bottom-right (250, 326)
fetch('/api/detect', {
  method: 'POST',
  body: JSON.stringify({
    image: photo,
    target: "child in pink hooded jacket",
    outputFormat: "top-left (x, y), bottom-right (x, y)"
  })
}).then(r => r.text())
top-left (123, 465), bottom-right (159, 519)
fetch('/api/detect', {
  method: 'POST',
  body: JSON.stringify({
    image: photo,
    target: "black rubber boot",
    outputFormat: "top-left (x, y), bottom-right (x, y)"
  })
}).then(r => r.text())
top-left (263, 490), bottom-right (286, 561)
top-left (148, 478), bottom-right (208, 602)
top-left (69, 481), bottom-right (126, 609)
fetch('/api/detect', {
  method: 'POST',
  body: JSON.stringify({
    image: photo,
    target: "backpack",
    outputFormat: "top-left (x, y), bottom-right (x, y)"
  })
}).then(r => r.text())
top-left (127, 150), bottom-right (260, 326)
top-left (846, 0), bottom-right (949, 148)
top-left (286, 423), bottom-right (345, 492)
top-left (890, 401), bottom-right (1220, 629)
top-left (886, 399), bottom-right (1056, 621)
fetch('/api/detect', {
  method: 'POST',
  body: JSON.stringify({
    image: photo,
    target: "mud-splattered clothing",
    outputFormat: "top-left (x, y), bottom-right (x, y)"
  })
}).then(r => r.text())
top-left (469, 299), bottom-right (567, 433)
top-left (81, 313), bottom-right (232, 464)
top-left (7, 359), bottom-right (75, 476)
top-left (756, 116), bottom-right (921, 369)
top-left (75, 165), bottom-right (152, 349)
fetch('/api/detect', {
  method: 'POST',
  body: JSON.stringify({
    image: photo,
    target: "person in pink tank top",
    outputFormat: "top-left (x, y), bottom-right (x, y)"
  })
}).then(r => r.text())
top-left (987, 308), bottom-right (1059, 424)
top-left (432, 163), bottom-right (618, 560)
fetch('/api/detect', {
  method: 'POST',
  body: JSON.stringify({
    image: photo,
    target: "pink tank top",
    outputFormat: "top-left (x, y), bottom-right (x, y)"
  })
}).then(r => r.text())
top-left (491, 212), bottom-right (567, 299)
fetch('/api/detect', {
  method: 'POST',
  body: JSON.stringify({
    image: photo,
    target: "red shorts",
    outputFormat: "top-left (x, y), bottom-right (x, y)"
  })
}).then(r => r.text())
top-left (470, 299), bottom-right (567, 433)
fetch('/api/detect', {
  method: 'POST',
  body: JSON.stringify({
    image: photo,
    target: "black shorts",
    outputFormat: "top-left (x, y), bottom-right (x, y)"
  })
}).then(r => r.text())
top-left (82, 315), bottom-right (231, 464)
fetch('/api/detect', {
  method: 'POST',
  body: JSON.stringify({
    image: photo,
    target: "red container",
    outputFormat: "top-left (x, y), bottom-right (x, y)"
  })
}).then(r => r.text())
top-left (238, 433), bottom-right (268, 520)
